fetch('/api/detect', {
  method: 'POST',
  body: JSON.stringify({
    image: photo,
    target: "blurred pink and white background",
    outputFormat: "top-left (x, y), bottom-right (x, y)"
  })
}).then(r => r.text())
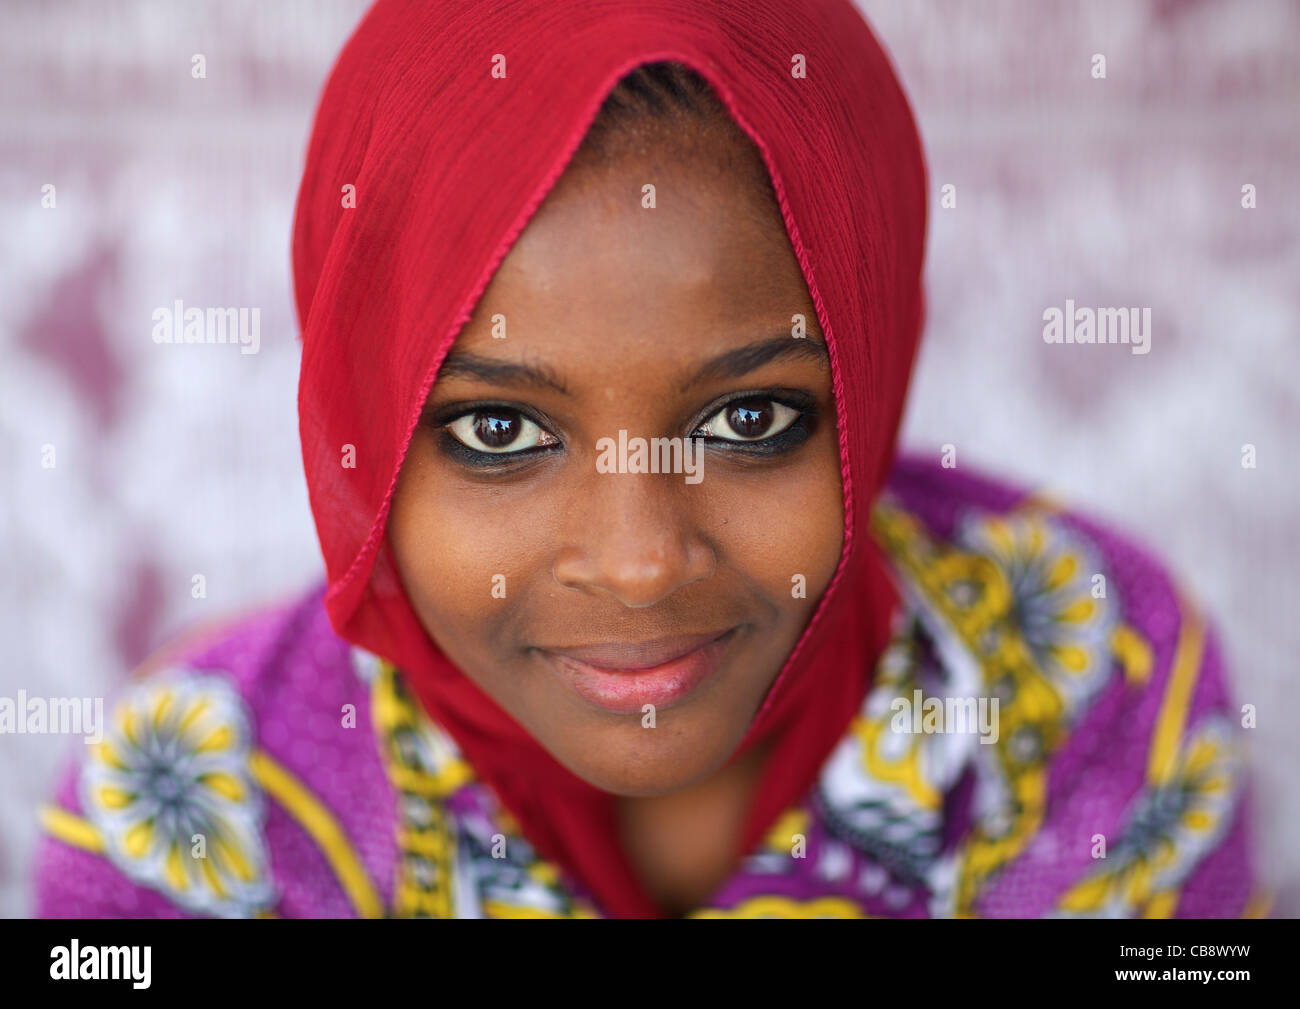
top-left (2, 0), bottom-right (1297, 915)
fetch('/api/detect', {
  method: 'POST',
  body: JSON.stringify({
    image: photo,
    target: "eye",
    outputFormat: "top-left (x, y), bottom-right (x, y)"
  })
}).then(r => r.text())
top-left (444, 408), bottom-right (560, 454)
top-left (694, 397), bottom-right (800, 442)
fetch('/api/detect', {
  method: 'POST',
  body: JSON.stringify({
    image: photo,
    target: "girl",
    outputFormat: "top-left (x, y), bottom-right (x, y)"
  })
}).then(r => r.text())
top-left (35, 0), bottom-right (1259, 918)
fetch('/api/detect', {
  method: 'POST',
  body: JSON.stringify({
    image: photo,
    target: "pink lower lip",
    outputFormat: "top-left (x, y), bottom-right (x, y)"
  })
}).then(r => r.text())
top-left (543, 630), bottom-right (737, 715)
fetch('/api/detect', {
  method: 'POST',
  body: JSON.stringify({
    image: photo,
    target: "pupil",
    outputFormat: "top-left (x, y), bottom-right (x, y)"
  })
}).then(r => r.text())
top-left (728, 400), bottom-right (773, 438)
top-left (473, 411), bottom-right (519, 448)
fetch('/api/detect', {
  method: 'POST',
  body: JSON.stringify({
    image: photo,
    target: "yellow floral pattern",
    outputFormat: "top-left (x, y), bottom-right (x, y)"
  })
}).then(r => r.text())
top-left (1056, 716), bottom-right (1239, 917)
top-left (78, 670), bottom-right (276, 917)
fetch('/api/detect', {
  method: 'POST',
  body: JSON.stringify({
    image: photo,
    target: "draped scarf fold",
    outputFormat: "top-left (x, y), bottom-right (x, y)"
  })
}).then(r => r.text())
top-left (292, 0), bottom-right (927, 918)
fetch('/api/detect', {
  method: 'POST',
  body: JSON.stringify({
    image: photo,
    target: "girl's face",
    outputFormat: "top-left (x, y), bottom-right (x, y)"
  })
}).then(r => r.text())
top-left (389, 123), bottom-right (844, 797)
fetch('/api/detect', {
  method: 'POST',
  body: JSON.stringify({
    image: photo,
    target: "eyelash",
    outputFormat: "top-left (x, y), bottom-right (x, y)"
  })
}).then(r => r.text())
top-left (423, 390), bottom-right (820, 470)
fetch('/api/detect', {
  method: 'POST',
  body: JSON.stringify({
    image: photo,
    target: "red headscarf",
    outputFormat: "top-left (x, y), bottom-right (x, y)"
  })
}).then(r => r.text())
top-left (293, 0), bottom-right (927, 917)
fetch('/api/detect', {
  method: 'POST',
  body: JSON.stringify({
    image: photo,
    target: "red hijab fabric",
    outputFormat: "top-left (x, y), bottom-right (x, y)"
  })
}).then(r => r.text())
top-left (292, 0), bottom-right (927, 917)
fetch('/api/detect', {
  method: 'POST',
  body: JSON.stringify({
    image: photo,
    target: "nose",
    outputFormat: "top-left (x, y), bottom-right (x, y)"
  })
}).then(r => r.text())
top-left (551, 471), bottom-right (716, 609)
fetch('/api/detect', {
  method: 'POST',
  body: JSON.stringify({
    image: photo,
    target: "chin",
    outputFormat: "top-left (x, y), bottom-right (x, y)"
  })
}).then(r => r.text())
top-left (551, 719), bottom-right (740, 797)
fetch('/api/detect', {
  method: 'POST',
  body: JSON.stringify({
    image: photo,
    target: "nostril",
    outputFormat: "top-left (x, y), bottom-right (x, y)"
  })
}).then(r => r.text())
top-left (551, 539), bottom-right (717, 607)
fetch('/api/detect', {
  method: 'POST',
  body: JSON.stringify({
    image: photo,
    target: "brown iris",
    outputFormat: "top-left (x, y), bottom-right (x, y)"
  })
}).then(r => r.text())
top-left (727, 399), bottom-right (774, 439)
top-left (473, 410), bottom-right (522, 448)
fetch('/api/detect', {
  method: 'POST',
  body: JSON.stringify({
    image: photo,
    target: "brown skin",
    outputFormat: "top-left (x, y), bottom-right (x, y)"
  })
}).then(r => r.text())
top-left (388, 119), bottom-right (843, 913)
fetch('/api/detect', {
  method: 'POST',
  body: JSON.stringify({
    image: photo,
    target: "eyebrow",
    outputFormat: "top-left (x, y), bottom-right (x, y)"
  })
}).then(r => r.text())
top-left (436, 350), bottom-right (571, 395)
top-left (437, 334), bottom-right (830, 396)
top-left (680, 334), bottom-right (829, 391)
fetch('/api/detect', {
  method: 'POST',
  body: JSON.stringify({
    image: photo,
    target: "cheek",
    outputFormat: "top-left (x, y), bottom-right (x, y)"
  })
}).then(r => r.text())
top-left (387, 443), bottom-right (546, 659)
top-left (703, 440), bottom-right (845, 610)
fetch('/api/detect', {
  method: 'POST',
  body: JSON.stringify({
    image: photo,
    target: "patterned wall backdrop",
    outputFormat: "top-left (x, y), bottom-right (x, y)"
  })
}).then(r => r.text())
top-left (2, 0), bottom-right (1297, 915)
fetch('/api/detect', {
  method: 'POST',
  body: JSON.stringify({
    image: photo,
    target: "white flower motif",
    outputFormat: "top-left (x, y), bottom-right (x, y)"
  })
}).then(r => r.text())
top-left (79, 669), bottom-right (276, 917)
top-left (954, 509), bottom-right (1117, 714)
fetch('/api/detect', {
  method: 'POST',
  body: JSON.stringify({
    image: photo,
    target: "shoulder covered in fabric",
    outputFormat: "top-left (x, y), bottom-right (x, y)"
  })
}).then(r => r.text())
top-left (33, 584), bottom-right (393, 919)
top-left (872, 452), bottom-right (1262, 917)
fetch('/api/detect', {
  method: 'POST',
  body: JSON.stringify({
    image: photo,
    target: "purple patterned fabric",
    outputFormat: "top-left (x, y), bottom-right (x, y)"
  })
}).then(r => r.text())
top-left (33, 455), bottom-right (1259, 918)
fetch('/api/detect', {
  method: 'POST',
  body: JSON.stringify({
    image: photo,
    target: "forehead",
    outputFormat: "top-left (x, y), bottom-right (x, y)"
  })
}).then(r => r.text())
top-left (474, 124), bottom-right (808, 332)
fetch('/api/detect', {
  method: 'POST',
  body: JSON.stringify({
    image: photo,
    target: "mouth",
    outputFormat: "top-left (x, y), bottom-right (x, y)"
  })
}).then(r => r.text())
top-left (537, 628), bottom-right (740, 715)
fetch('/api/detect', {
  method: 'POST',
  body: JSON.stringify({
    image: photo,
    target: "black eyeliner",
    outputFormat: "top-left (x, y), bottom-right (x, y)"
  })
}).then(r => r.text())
top-left (686, 386), bottom-right (820, 432)
top-left (425, 388), bottom-right (823, 471)
top-left (421, 400), bottom-right (565, 471)
top-left (435, 428), bottom-right (561, 470)
top-left (690, 388), bottom-right (822, 459)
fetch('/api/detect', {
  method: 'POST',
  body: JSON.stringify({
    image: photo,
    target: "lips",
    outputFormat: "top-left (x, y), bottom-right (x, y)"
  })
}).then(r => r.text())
top-left (538, 628), bottom-right (738, 715)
